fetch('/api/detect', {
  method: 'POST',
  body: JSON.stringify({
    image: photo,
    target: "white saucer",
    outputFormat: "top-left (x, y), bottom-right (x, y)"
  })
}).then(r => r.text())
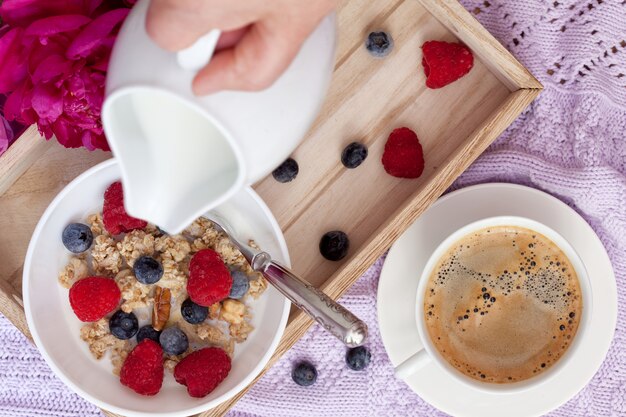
top-left (377, 183), bottom-right (617, 417)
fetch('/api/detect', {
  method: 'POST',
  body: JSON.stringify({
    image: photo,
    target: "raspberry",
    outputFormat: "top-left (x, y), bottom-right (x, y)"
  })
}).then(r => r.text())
top-left (102, 181), bottom-right (147, 235)
top-left (381, 127), bottom-right (425, 179)
top-left (174, 347), bottom-right (231, 398)
top-left (69, 277), bottom-right (121, 322)
top-left (187, 249), bottom-right (232, 306)
top-left (120, 340), bottom-right (164, 396)
top-left (421, 40), bottom-right (474, 89)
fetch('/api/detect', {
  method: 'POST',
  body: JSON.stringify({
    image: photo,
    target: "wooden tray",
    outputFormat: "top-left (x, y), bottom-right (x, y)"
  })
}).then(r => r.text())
top-left (0, 0), bottom-right (541, 416)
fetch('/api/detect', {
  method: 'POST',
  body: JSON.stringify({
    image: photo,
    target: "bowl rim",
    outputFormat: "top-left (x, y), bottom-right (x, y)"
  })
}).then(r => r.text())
top-left (22, 158), bottom-right (291, 417)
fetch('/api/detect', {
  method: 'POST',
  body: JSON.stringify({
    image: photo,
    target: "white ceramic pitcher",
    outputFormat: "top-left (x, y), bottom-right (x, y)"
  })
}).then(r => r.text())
top-left (102, 0), bottom-right (336, 234)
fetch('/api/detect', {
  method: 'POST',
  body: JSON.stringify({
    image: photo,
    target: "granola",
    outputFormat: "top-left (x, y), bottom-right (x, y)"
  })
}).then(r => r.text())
top-left (248, 276), bottom-right (268, 299)
top-left (220, 299), bottom-right (255, 343)
top-left (60, 210), bottom-right (270, 381)
top-left (229, 321), bottom-right (255, 344)
top-left (87, 213), bottom-right (107, 236)
top-left (111, 342), bottom-right (132, 376)
top-left (179, 320), bottom-right (235, 357)
top-left (58, 256), bottom-right (89, 289)
top-left (164, 356), bottom-right (179, 373)
top-left (80, 318), bottom-right (130, 370)
top-left (155, 235), bottom-right (191, 262)
top-left (92, 235), bottom-right (122, 275)
top-left (208, 302), bottom-right (221, 320)
top-left (117, 230), bottom-right (155, 267)
top-left (220, 299), bottom-right (245, 325)
top-left (183, 217), bottom-right (213, 240)
top-left (158, 256), bottom-right (188, 300)
top-left (115, 269), bottom-right (152, 313)
top-left (196, 324), bottom-right (235, 356)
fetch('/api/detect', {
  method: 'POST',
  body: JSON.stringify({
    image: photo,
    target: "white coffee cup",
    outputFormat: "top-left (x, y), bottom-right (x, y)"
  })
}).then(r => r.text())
top-left (102, 0), bottom-right (336, 234)
top-left (394, 216), bottom-right (592, 394)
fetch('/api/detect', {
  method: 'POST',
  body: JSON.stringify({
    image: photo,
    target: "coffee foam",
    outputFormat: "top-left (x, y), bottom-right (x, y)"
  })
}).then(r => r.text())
top-left (424, 225), bottom-right (582, 384)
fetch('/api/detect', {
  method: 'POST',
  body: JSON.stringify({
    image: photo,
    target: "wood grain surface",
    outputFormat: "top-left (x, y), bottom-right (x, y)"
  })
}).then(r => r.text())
top-left (0, 0), bottom-right (540, 416)
top-left (0, 126), bottom-right (52, 196)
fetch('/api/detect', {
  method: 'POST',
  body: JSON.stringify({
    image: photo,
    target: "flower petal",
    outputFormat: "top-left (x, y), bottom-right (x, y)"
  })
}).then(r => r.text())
top-left (36, 118), bottom-right (54, 138)
top-left (92, 133), bottom-right (110, 151)
top-left (0, 28), bottom-right (29, 93)
top-left (82, 128), bottom-right (109, 151)
top-left (0, 114), bottom-right (14, 155)
top-left (31, 82), bottom-right (64, 121)
top-left (0, 137), bottom-right (8, 156)
top-left (31, 54), bottom-right (73, 83)
top-left (24, 14), bottom-right (91, 37)
top-left (66, 8), bottom-right (129, 59)
top-left (27, 34), bottom-right (66, 74)
top-left (65, 73), bottom-right (86, 96)
top-left (0, 24), bottom-right (10, 37)
top-left (80, 129), bottom-right (96, 150)
top-left (87, 0), bottom-right (105, 15)
top-left (52, 116), bottom-right (82, 148)
top-left (4, 83), bottom-right (28, 120)
top-left (91, 53), bottom-right (109, 72)
top-left (0, 0), bottom-right (92, 27)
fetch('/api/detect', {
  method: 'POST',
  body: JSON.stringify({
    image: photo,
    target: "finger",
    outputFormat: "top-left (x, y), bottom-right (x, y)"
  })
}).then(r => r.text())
top-left (192, 23), bottom-right (305, 94)
top-left (146, 0), bottom-right (266, 52)
top-left (215, 27), bottom-right (249, 52)
top-left (146, 0), bottom-right (209, 51)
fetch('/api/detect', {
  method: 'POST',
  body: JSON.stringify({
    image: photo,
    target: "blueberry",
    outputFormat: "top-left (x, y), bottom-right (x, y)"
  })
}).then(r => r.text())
top-left (109, 310), bottom-right (138, 340)
top-left (136, 325), bottom-right (161, 344)
top-left (229, 269), bottom-right (250, 299)
top-left (365, 31), bottom-right (394, 58)
top-left (62, 223), bottom-right (93, 253)
top-left (319, 231), bottom-right (350, 261)
top-left (292, 361), bottom-right (317, 386)
top-left (133, 256), bottom-right (163, 284)
top-left (159, 326), bottom-right (188, 355)
top-left (341, 142), bottom-right (368, 169)
top-left (272, 158), bottom-right (299, 183)
top-left (346, 346), bottom-right (371, 371)
top-left (181, 298), bottom-right (208, 324)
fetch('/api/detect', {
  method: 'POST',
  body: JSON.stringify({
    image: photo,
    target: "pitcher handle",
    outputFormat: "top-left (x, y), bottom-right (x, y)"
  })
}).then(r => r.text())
top-left (177, 30), bottom-right (222, 71)
top-left (394, 349), bottom-right (431, 380)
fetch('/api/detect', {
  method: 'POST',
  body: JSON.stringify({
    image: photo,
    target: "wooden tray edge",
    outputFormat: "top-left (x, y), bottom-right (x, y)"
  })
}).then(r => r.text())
top-left (0, 277), bottom-right (31, 340)
top-left (0, 126), bottom-right (52, 197)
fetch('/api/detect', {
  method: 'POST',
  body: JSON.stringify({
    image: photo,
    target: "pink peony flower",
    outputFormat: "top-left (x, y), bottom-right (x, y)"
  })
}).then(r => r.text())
top-left (0, 0), bottom-right (131, 151)
top-left (0, 112), bottom-right (14, 156)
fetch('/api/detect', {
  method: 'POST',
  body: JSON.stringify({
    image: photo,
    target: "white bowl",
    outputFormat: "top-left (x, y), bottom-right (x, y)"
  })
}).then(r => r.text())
top-left (23, 159), bottom-right (290, 417)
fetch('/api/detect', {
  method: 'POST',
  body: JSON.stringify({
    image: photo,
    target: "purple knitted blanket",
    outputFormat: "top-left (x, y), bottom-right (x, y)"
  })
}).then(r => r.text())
top-left (1, 0), bottom-right (625, 416)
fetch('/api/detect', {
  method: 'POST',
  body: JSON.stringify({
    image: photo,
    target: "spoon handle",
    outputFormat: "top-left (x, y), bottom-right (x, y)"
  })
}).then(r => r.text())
top-left (262, 260), bottom-right (368, 347)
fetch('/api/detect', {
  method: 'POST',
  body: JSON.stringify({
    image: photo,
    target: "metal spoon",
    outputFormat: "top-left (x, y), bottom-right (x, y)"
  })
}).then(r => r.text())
top-left (207, 215), bottom-right (368, 347)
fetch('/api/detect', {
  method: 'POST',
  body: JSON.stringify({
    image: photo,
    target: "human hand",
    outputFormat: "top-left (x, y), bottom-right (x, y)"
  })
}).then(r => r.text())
top-left (146, 0), bottom-right (335, 95)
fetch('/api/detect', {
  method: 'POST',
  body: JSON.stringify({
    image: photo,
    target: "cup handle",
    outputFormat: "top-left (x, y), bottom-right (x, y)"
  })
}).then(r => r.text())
top-left (176, 30), bottom-right (222, 71)
top-left (394, 349), bottom-right (431, 380)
